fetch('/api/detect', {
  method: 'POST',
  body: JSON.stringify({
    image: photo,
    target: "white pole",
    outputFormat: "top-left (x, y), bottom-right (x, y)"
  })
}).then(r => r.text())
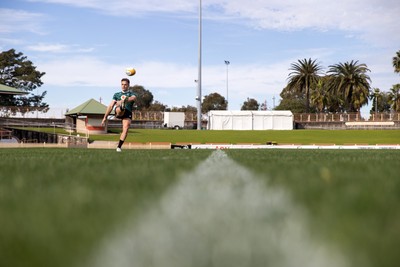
top-left (224, 60), bottom-right (230, 110)
top-left (197, 0), bottom-right (202, 130)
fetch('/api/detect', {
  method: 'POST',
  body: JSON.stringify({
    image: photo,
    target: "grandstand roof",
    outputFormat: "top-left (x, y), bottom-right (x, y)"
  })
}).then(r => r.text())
top-left (0, 84), bottom-right (28, 95)
top-left (65, 98), bottom-right (108, 116)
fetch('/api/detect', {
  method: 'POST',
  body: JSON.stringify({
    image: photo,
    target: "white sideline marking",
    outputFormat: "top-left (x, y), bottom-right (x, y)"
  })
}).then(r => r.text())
top-left (86, 150), bottom-right (348, 267)
top-left (191, 144), bottom-right (400, 149)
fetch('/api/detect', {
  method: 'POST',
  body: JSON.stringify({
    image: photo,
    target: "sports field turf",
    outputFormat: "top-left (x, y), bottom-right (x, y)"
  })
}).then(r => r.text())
top-left (91, 129), bottom-right (400, 145)
top-left (0, 148), bottom-right (399, 267)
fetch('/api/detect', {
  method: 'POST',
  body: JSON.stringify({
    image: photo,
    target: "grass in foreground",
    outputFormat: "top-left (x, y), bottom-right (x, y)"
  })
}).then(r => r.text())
top-left (228, 149), bottom-right (400, 267)
top-left (0, 148), bottom-right (211, 267)
top-left (1, 148), bottom-right (400, 267)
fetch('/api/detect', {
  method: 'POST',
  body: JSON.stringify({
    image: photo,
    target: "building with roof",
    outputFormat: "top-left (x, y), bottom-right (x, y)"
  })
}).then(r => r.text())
top-left (0, 84), bottom-right (29, 95)
top-left (65, 98), bottom-right (110, 134)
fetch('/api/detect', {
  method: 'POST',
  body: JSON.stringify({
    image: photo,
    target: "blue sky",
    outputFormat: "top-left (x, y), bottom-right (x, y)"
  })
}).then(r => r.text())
top-left (1, 0), bottom-right (399, 117)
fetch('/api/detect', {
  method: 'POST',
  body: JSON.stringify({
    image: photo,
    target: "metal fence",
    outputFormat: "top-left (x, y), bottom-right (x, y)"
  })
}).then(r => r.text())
top-left (368, 113), bottom-right (400, 121)
top-left (294, 112), bottom-right (400, 122)
top-left (132, 111), bottom-right (197, 121)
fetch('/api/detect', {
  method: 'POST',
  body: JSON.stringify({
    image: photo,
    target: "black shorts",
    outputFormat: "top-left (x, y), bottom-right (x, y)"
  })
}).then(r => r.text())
top-left (116, 110), bottom-right (132, 120)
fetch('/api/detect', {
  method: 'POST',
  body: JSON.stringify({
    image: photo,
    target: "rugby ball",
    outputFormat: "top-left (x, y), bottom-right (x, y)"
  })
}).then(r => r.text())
top-left (125, 68), bottom-right (136, 76)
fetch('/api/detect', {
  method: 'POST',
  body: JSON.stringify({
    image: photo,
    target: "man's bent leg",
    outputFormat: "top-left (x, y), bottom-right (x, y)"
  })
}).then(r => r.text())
top-left (115, 106), bottom-right (125, 118)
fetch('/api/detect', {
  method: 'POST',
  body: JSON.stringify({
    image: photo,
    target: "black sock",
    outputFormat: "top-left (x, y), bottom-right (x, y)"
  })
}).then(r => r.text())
top-left (118, 140), bottom-right (124, 148)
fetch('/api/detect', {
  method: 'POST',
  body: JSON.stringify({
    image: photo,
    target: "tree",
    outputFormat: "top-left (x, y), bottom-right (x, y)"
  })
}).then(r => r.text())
top-left (170, 105), bottom-right (197, 113)
top-left (309, 79), bottom-right (326, 112)
top-left (0, 49), bottom-right (48, 114)
top-left (309, 76), bottom-right (342, 113)
top-left (370, 88), bottom-right (391, 114)
top-left (388, 84), bottom-right (400, 112)
top-left (393, 50), bottom-right (400, 74)
top-left (147, 100), bottom-right (167, 111)
top-left (129, 85), bottom-right (153, 110)
top-left (241, 98), bottom-right (259, 110)
top-left (327, 60), bottom-right (371, 112)
top-left (275, 86), bottom-right (308, 113)
top-left (275, 97), bottom-right (307, 113)
top-left (287, 58), bottom-right (323, 112)
top-left (201, 92), bottom-right (227, 113)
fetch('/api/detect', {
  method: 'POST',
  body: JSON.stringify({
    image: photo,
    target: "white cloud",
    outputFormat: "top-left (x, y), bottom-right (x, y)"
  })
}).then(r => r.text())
top-left (0, 38), bottom-right (24, 50)
top-left (37, 57), bottom-right (198, 91)
top-left (27, 43), bottom-right (70, 53)
top-left (221, 0), bottom-right (400, 46)
top-left (26, 43), bottom-right (95, 53)
top-left (0, 8), bottom-right (46, 34)
top-left (37, 56), bottom-right (121, 86)
top-left (27, 0), bottom-right (400, 46)
top-left (37, 55), bottom-right (288, 93)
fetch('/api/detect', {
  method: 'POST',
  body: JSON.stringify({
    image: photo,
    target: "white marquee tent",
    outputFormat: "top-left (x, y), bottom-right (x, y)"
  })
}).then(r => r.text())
top-left (207, 110), bottom-right (293, 130)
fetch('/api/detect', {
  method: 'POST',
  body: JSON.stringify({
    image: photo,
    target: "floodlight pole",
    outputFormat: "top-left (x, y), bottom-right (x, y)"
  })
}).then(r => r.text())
top-left (196, 0), bottom-right (202, 130)
top-left (224, 60), bottom-right (230, 110)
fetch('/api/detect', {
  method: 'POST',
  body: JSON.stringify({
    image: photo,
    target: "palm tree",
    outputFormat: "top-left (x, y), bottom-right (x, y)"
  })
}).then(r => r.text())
top-left (327, 60), bottom-right (371, 112)
top-left (287, 58), bottom-right (323, 112)
top-left (393, 50), bottom-right (400, 74)
top-left (310, 79), bottom-right (326, 112)
top-left (388, 84), bottom-right (400, 112)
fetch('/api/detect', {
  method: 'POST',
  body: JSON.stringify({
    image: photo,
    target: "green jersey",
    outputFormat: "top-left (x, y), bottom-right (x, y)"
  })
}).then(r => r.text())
top-left (113, 91), bottom-right (136, 112)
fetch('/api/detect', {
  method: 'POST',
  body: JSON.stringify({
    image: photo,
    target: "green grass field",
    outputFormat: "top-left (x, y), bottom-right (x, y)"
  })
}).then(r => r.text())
top-left (19, 127), bottom-right (400, 144)
top-left (227, 149), bottom-right (400, 267)
top-left (1, 148), bottom-right (399, 267)
top-left (90, 129), bottom-right (400, 145)
top-left (0, 149), bottom-right (211, 267)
